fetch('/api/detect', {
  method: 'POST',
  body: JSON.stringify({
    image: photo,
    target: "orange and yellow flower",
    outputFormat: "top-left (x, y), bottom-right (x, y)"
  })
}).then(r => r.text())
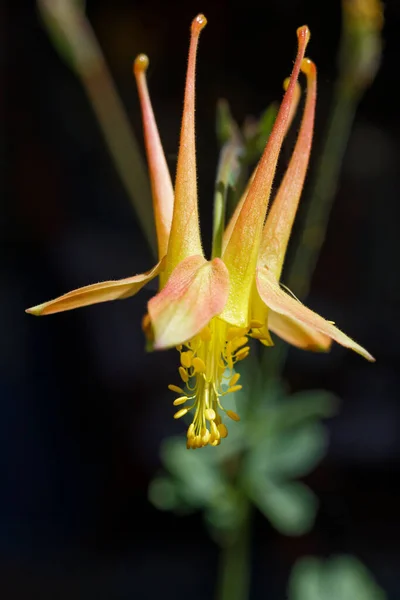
top-left (26, 15), bottom-right (374, 449)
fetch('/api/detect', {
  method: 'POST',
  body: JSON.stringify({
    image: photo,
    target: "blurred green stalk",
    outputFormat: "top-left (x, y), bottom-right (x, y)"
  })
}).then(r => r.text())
top-left (216, 496), bottom-right (252, 600)
top-left (37, 0), bottom-right (157, 255)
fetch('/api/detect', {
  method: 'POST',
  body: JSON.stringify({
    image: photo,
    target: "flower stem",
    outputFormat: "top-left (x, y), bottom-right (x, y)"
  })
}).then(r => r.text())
top-left (215, 498), bottom-right (252, 600)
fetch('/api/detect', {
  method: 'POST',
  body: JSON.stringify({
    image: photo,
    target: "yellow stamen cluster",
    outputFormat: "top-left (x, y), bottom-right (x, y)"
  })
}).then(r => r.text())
top-left (168, 318), bottom-right (269, 449)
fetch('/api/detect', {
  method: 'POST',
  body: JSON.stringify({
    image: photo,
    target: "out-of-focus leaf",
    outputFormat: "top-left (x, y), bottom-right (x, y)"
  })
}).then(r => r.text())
top-left (288, 557), bottom-right (323, 600)
top-left (212, 130), bottom-right (244, 258)
top-left (250, 422), bottom-right (328, 479)
top-left (274, 390), bottom-right (339, 431)
top-left (242, 103), bottom-right (278, 163)
top-left (247, 479), bottom-right (318, 536)
top-left (216, 99), bottom-right (240, 146)
top-left (161, 437), bottom-right (229, 508)
top-left (288, 555), bottom-right (387, 600)
top-left (148, 477), bottom-right (179, 511)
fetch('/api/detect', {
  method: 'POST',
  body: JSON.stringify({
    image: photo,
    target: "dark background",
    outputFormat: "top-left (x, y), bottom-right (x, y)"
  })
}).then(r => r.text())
top-left (3, 0), bottom-right (400, 598)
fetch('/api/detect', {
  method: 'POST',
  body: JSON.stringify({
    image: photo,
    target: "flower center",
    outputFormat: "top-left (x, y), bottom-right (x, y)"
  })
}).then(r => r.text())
top-left (169, 318), bottom-right (266, 449)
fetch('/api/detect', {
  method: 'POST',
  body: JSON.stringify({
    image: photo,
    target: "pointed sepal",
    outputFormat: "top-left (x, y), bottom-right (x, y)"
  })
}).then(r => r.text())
top-left (256, 266), bottom-right (374, 361)
top-left (166, 15), bottom-right (207, 278)
top-left (26, 259), bottom-right (165, 316)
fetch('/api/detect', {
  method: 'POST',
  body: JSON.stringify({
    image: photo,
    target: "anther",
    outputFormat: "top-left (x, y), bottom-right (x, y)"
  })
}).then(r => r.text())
top-left (226, 410), bottom-right (240, 422)
top-left (174, 408), bottom-right (188, 419)
top-left (218, 423), bottom-right (228, 438)
top-left (227, 385), bottom-right (242, 394)
top-left (180, 351), bottom-right (193, 368)
top-left (210, 420), bottom-right (220, 440)
top-left (192, 357), bottom-right (206, 373)
top-left (173, 396), bottom-right (188, 406)
top-left (168, 384), bottom-right (185, 394)
top-left (179, 366), bottom-right (189, 382)
top-left (235, 346), bottom-right (250, 361)
top-left (205, 408), bottom-right (216, 421)
top-left (229, 373), bottom-right (240, 386)
top-left (202, 428), bottom-right (210, 444)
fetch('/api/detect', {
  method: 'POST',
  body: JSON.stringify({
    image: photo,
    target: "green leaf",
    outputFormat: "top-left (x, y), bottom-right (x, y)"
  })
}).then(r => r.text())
top-left (242, 103), bottom-right (278, 164)
top-left (148, 477), bottom-right (179, 511)
top-left (264, 422), bottom-right (329, 479)
top-left (212, 132), bottom-right (244, 258)
top-left (216, 99), bottom-right (240, 146)
top-left (275, 390), bottom-right (339, 431)
top-left (288, 557), bottom-right (324, 600)
top-left (161, 437), bottom-right (229, 508)
top-left (248, 480), bottom-right (318, 536)
top-left (288, 555), bottom-right (387, 600)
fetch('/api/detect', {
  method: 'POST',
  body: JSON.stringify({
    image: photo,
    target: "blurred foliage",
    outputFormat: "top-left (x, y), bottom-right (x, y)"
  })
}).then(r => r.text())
top-left (149, 350), bottom-right (338, 540)
top-left (288, 555), bottom-right (387, 600)
top-left (215, 99), bottom-right (278, 226)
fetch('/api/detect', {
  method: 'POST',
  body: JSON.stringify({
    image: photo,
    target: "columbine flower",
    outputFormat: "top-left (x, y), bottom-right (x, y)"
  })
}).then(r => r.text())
top-left (26, 15), bottom-right (374, 449)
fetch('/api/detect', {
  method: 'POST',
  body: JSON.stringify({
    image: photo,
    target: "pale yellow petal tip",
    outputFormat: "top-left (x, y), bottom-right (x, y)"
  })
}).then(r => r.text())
top-left (133, 53), bottom-right (149, 76)
top-left (359, 348), bottom-right (376, 362)
top-left (25, 304), bottom-right (45, 316)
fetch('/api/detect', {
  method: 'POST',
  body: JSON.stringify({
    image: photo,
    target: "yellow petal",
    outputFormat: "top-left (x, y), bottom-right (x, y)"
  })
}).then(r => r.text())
top-left (165, 15), bottom-right (207, 278)
top-left (268, 310), bottom-right (332, 352)
top-left (221, 27), bottom-right (310, 327)
top-left (256, 266), bottom-right (374, 361)
top-left (26, 259), bottom-right (165, 316)
top-left (134, 55), bottom-right (174, 264)
top-left (148, 255), bottom-right (229, 349)
top-left (260, 58), bottom-right (317, 277)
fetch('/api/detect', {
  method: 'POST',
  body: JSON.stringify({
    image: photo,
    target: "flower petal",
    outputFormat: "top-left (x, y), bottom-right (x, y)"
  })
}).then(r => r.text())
top-left (259, 58), bottom-right (317, 277)
top-left (26, 259), bottom-right (165, 316)
top-left (256, 266), bottom-right (374, 361)
top-left (268, 310), bottom-right (332, 352)
top-left (134, 54), bottom-right (174, 263)
top-left (148, 255), bottom-right (229, 349)
top-left (165, 15), bottom-right (207, 278)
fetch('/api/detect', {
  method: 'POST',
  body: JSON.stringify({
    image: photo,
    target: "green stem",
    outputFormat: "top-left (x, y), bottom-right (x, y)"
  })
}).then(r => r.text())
top-left (38, 0), bottom-right (157, 256)
top-left (216, 499), bottom-right (252, 600)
